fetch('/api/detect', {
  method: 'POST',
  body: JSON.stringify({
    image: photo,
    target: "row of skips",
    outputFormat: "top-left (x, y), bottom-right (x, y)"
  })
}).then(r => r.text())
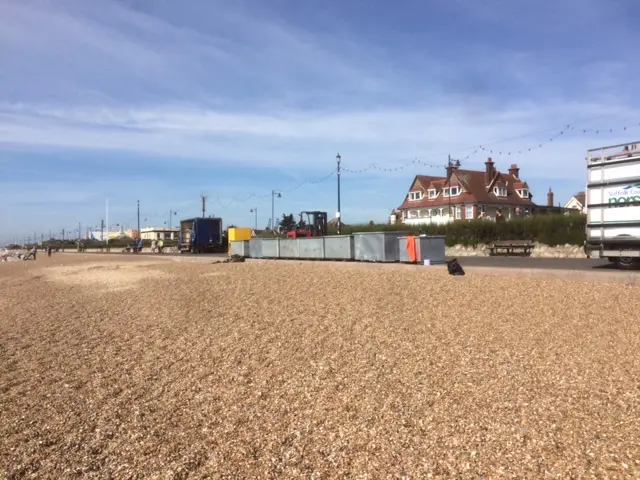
top-left (229, 232), bottom-right (446, 264)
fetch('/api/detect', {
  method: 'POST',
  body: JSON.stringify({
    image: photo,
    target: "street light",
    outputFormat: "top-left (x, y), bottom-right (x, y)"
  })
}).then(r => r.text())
top-left (168, 210), bottom-right (177, 230)
top-left (271, 191), bottom-right (282, 233)
top-left (336, 153), bottom-right (342, 235)
top-left (137, 200), bottom-right (140, 240)
top-left (250, 207), bottom-right (258, 231)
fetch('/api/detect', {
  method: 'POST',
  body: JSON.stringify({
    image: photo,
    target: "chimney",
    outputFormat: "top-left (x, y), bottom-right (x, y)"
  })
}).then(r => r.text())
top-left (508, 163), bottom-right (520, 179)
top-left (547, 187), bottom-right (554, 207)
top-left (446, 158), bottom-right (459, 183)
top-left (485, 157), bottom-right (495, 185)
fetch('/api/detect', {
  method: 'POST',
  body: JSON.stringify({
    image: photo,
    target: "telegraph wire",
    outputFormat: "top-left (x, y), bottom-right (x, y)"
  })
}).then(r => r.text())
top-left (215, 169), bottom-right (337, 209)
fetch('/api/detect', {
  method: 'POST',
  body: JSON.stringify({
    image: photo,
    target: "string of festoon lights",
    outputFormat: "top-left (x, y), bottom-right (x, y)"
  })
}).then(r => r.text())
top-left (210, 118), bottom-right (640, 206)
top-left (16, 118), bottom-right (640, 244)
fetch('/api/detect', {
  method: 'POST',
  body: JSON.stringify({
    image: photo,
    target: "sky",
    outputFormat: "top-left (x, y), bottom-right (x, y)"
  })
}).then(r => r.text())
top-left (1, 0), bottom-right (640, 243)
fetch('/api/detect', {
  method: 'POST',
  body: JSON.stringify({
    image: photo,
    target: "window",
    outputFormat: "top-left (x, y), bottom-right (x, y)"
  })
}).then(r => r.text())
top-left (408, 210), bottom-right (418, 218)
top-left (430, 209), bottom-right (439, 216)
top-left (465, 205), bottom-right (474, 219)
top-left (518, 188), bottom-right (529, 198)
top-left (428, 189), bottom-right (437, 199)
top-left (493, 187), bottom-right (507, 197)
top-left (408, 191), bottom-right (423, 201)
top-left (443, 186), bottom-right (460, 197)
top-left (454, 206), bottom-right (462, 219)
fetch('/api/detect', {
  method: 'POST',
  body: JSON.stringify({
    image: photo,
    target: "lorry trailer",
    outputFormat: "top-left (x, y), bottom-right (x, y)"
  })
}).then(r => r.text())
top-left (584, 142), bottom-right (640, 269)
top-left (178, 217), bottom-right (224, 254)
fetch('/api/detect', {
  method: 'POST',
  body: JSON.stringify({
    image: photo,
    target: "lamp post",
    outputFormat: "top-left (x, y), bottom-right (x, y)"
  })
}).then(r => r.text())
top-left (168, 210), bottom-right (177, 230)
top-left (137, 200), bottom-right (140, 240)
top-left (336, 153), bottom-right (342, 235)
top-left (250, 207), bottom-right (258, 231)
top-left (271, 191), bottom-right (282, 233)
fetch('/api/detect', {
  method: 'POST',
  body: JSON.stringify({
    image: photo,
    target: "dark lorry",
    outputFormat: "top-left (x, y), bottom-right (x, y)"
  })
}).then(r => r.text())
top-left (178, 217), bottom-right (224, 253)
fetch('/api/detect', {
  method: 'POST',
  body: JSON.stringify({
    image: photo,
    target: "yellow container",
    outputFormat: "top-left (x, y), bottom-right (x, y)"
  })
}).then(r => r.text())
top-left (228, 227), bottom-right (253, 255)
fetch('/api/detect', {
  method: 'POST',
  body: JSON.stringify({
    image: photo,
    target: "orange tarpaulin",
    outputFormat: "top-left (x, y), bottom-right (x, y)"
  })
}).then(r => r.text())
top-left (406, 235), bottom-right (417, 263)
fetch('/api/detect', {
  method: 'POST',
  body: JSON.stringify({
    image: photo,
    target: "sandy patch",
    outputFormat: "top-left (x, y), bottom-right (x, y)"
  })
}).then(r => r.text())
top-left (37, 260), bottom-right (170, 292)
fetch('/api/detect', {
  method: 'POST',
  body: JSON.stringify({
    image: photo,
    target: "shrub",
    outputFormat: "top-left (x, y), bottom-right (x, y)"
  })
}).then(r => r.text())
top-left (328, 214), bottom-right (586, 246)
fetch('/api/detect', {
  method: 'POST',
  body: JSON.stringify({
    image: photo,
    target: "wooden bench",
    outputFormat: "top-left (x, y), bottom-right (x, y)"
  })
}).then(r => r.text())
top-left (489, 240), bottom-right (534, 257)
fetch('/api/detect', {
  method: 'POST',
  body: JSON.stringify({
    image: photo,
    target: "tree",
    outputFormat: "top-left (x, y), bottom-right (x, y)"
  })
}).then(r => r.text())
top-left (279, 213), bottom-right (296, 231)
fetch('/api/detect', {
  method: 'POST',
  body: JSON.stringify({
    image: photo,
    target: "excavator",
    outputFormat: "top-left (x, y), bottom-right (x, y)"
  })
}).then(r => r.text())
top-left (286, 211), bottom-right (328, 238)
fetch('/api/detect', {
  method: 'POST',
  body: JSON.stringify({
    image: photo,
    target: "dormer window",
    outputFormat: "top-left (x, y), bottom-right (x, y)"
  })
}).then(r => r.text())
top-left (493, 187), bottom-right (507, 197)
top-left (518, 188), bottom-right (529, 198)
top-left (443, 186), bottom-right (460, 197)
top-left (408, 191), bottom-right (423, 201)
top-left (428, 189), bottom-right (437, 199)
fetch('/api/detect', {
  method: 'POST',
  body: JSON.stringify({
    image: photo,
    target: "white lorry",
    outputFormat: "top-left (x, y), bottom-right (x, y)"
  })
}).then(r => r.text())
top-left (584, 142), bottom-right (640, 269)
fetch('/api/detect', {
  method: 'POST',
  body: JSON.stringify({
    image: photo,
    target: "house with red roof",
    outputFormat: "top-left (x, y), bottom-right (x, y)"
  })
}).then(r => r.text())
top-left (394, 158), bottom-right (545, 225)
top-left (564, 191), bottom-right (586, 214)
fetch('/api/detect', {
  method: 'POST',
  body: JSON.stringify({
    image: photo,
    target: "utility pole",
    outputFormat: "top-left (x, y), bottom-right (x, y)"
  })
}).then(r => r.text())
top-left (447, 154), bottom-right (452, 221)
top-left (336, 153), bottom-right (342, 235)
top-left (61, 229), bottom-right (65, 252)
top-left (101, 219), bottom-right (105, 251)
top-left (446, 155), bottom-right (461, 222)
top-left (271, 190), bottom-right (282, 233)
top-left (106, 198), bottom-right (109, 246)
top-left (137, 200), bottom-right (140, 240)
top-left (250, 207), bottom-right (258, 231)
top-left (200, 193), bottom-right (207, 218)
top-left (169, 210), bottom-right (177, 230)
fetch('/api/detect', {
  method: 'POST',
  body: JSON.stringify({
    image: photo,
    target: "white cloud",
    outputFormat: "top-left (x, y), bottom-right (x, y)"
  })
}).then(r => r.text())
top-left (1, 0), bottom-right (638, 175)
top-left (0, 100), bottom-right (636, 176)
top-left (2, 0), bottom-right (640, 241)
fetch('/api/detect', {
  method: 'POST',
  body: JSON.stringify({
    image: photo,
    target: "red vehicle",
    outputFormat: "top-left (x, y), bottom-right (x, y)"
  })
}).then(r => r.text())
top-left (286, 211), bottom-right (328, 238)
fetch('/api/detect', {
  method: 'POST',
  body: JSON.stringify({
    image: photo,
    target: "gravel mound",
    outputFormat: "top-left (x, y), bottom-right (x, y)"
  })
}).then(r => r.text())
top-left (0, 256), bottom-right (638, 478)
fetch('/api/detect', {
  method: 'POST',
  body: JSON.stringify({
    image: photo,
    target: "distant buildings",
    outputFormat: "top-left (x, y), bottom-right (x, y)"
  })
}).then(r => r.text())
top-left (139, 227), bottom-right (179, 241)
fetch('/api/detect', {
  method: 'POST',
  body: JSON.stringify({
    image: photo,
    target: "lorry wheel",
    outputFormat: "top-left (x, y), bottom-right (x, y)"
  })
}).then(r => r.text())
top-left (615, 256), bottom-right (639, 270)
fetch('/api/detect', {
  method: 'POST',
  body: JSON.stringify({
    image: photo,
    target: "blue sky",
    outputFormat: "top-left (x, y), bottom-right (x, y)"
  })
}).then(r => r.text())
top-left (1, 0), bottom-right (640, 243)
